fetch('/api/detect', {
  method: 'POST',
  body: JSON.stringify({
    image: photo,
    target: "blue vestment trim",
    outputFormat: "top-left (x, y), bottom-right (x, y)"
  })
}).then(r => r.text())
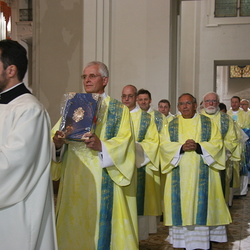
top-left (220, 112), bottom-right (229, 139)
top-left (154, 110), bottom-right (163, 133)
top-left (97, 98), bottom-right (123, 250)
top-left (196, 157), bottom-right (209, 225)
top-left (169, 118), bottom-right (182, 226)
top-left (196, 115), bottom-right (211, 225)
top-left (104, 99), bottom-right (123, 140)
top-left (137, 111), bottom-right (151, 142)
top-left (136, 111), bottom-right (151, 215)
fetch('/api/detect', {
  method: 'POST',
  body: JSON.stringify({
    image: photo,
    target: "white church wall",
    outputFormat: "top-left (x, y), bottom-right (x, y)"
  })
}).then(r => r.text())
top-left (82, 0), bottom-right (171, 110)
top-left (179, 1), bottom-right (250, 105)
top-left (34, 0), bottom-right (172, 124)
top-left (33, 0), bottom-right (83, 124)
top-left (33, 0), bottom-right (250, 124)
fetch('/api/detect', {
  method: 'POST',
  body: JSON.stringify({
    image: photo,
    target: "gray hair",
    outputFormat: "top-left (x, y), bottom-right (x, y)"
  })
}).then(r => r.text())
top-left (241, 99), bottom-right (249, 103)
top-left (178, 93), bottom-right (197, 104)
top-left (85, 61), bottom-right (109, 77)
top-left (203, 91), bottom-right (220, 102)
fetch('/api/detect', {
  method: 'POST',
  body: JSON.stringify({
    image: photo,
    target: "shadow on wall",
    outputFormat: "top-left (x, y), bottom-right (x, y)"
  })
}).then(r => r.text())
top-left (40, 0), bottom-right (82, 125)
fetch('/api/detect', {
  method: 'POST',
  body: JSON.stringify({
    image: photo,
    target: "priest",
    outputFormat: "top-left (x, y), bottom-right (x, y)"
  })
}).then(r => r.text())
top-left (52, 61), bottom-right (138, 249)
top-left (160, 93), bottom-right (231, 250)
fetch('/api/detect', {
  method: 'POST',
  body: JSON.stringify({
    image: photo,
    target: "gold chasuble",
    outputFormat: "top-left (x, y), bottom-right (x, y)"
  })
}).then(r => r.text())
top-left (130, 109), bottom-right (161, 216)
top-left (51, 96), bottom-right (138, 250)
top-left (160, 114), bottom-right (231, 226)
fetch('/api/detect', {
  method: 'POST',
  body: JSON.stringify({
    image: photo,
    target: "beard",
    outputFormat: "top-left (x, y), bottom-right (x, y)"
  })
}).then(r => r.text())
top-left (205, 106), bottom-right (218, 115)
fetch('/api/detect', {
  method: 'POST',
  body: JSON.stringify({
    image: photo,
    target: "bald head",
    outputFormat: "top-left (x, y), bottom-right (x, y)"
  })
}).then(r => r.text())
top-left (121, 85), bottom-right (137, 111)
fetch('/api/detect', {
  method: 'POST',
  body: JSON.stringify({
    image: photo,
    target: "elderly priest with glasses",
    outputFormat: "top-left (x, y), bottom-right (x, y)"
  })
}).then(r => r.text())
top-left (51, 61), bottom-right (138, 250)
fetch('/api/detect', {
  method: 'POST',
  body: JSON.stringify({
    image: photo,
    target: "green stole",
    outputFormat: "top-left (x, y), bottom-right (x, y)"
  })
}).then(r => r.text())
top-left (97, 98), bottom-right (123, 250)
top-left (136, 111), bottom-right (151, 215)
top-left (220, 112), bottom-right (229, 139)
top-left (153, 110), bottom-right (163, 133)
top-left (168, 115), bottom-right (211, 226)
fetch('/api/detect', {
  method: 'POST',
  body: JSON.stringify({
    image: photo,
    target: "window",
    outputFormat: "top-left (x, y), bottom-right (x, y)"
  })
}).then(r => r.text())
top-left (19, 0), bottom-right (32, 21)
top-left (215, 0), bottom-right (237, 17)
top-left (19, 9), bottom-right (32, 21)
top-left (215, 0), bottom-right (250, 17)
top-left (230, 65), bottom-right (250, 78)
top-left (241, 0), bottom-right (250, 16)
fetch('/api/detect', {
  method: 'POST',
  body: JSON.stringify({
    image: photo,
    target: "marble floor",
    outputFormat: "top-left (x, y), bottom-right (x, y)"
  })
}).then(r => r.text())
top-left (139, 191), bottom-right (250, 250)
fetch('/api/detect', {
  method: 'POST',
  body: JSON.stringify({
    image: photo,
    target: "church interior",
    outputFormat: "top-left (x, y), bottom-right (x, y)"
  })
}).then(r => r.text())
top-left (1, 0), bottom-right (250, 249)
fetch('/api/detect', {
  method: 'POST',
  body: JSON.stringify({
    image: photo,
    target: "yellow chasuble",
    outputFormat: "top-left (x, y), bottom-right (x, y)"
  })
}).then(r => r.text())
top-left (148, 109), bottom-right (168, 210)
top-left (227, 108), bottom-right (250, 129)
top-left (227, 108), bottom-right (250, 185)
top-left (200, 110), bottom-right (239, 155)
top-left (166, 114), bottom-right (174, 123)
top-left (160, 114), bottom-right (231, 226)
top-left (130, 109), bottom-right (161, 216)
top-left (51, 96), bottom-right (138, 250)
top-left (201, 109), bottom-right (241, 203)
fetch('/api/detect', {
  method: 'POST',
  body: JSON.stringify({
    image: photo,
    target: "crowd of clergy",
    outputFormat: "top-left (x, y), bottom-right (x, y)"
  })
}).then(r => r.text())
top-left (4, 40), bottom-right (250, 250)
top-left (121, 87), bottom-right (250, 250)
top-left (51, 61), bottom-right (250, 250)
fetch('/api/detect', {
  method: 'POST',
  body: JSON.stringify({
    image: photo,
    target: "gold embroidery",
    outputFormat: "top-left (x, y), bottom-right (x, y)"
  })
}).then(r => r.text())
top-left (72, 107), bottom-right (85, 122)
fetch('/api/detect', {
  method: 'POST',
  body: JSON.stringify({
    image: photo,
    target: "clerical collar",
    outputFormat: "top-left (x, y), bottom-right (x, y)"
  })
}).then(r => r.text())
top-left (0, 83), bottom-right (31, 104)
top-left (182, 112), bottom-right (197, 119)
top-left (130, 106), bottom-right (140, 113)
top-left (100, 92), bottom-right (107, 100)
top-left (232, 110), bottom-right (239, 114)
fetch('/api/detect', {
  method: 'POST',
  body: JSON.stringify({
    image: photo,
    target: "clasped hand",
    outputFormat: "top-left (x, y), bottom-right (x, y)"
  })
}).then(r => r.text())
top-left (182, 139), bottom-right (197, 152)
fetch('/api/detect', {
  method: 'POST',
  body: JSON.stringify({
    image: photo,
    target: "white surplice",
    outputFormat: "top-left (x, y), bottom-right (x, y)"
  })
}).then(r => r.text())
top-left (0, 94), bottom-right (57, 250)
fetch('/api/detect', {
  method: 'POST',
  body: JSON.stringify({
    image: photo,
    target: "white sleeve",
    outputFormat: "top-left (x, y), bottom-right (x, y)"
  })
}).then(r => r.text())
top-left (200, 145), bottom-right (215, 166)
top-left (170, 145), bottom-right (183, 166)
top-left (99, 141), bottom-right (115, 168)
top-left (51, 143), bottom-right (66, 162)
top-left (135, 142), bottom-right (150, 168)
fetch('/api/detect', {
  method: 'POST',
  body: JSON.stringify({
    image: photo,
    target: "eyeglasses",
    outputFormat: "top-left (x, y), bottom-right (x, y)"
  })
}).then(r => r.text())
top-left (121, 95), bottom-right (135, 99)
top-left (81, 74), bottom-right (103, 80)
top-left (178, 101), bottom-right (193, 106)
top-left (204, 100), bottom-right (218, 103)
